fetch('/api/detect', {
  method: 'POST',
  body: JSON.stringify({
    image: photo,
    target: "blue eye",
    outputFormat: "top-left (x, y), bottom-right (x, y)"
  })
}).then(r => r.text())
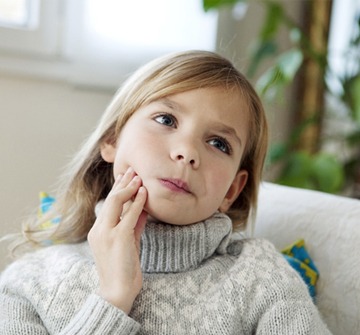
top-left (208, 137), bottom-right (232, 154)
top-left (154, 114), bottom-right (176, 127)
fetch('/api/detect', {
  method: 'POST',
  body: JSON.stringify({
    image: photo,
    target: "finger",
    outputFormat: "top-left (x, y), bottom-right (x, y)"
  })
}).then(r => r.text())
top-left (96, 176), bottom-right (142, 229)
top-left (116, 186), bottom-right (147, 232)
top-left (110, 173), bottom-right (124, 191)
top-left (94, 174), bottom-right (124, 226)
top-left (109, 167), bottom-right (135, 195)
top-left (117, 167), bottom-right (136, 189)
top-left (121, 169), bottom-right (143, 216)
top-left (135, 209), bottom-right (148, 249)
top-left (106, 176), bottom-right (142, 225)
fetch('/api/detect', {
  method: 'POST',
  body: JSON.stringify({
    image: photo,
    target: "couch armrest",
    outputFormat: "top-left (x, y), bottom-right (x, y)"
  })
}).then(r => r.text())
top-left (254, 182), bottom-right (360, 335)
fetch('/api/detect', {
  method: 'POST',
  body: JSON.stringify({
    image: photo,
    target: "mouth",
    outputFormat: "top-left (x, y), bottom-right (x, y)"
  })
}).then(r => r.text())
top-left (159, 178), bottom-right (191, 194)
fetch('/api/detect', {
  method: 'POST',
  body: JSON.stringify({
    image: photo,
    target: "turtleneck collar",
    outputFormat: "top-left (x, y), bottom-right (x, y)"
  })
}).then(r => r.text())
top-left (140, 212), bottom-right (233, 273)
top-left (94, 201), bottom-right (237, 273)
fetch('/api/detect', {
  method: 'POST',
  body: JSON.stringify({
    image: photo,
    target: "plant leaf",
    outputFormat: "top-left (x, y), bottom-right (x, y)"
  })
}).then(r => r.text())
top-left (247, 40), bottom-right (277, 77)
top-left (260, 2), bottom-right (284, 40)
top-left (267, 142), bottom-right (288, 164)
top-left (346, 127), bottom-right (360, 146)
top-left (277, 48), bottom-right (303, 81)
top-left (277, 151), bottom-right (314, 189)
top-left (255, 48), bottom-right (303, 99)
top-left (311, 153), bottom-right (345, 193)
top-left (276, 151), bottom-right (345, 193)
top-left (349, 75), bottom-right (360, 123)
top-left (255, 66), bottom-right (282, 99)
top-left (202, 0), bottom-right (244, 11)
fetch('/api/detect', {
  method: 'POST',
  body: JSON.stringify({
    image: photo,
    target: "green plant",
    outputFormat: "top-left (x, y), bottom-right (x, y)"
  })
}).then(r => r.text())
top-left (204, 0), bottom-right (360, 195)
top-left (268, 121), bottom-right (344, 193)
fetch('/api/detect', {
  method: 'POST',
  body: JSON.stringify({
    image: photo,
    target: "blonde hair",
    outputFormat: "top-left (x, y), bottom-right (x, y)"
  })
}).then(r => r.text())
top-left (11, 50), bottom-right (268, 253)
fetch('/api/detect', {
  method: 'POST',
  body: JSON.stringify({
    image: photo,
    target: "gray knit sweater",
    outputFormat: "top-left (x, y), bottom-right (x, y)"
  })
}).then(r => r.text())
top-left (0, 212), bottom-right (331, 334)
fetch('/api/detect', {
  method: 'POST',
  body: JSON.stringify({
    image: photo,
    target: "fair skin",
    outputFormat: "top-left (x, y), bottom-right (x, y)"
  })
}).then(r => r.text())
top-left (88, 87), bottom-right (249, 314)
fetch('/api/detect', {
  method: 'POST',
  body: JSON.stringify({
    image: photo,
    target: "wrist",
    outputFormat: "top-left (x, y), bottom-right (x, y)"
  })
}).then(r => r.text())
top-left (98, 289), bottom-right (136, 315)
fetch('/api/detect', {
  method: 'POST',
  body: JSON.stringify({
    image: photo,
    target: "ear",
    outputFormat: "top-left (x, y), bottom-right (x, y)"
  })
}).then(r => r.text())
top-left (219, 170), bottom-right (248, 213)
top-left (100, 141), bottom-right (116, 163)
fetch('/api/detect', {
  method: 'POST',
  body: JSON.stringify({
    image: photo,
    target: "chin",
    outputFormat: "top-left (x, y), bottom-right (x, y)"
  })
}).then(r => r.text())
top-left (145, 207), bottom-right (204, 226)
top-left (146, 213), bottom-right (190, 225)
top-left (144, 195), bottom-right (214, 225)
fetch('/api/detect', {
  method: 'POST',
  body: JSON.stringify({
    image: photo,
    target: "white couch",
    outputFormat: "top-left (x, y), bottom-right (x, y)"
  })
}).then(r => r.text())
top-left (255, 182), bottom-right (360, 335)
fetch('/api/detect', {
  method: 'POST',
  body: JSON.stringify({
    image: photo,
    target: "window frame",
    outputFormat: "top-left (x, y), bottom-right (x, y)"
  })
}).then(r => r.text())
top-left (0, 0), bottom-right (218, 89)
top-left (0, 0), bottom-right (60, 55)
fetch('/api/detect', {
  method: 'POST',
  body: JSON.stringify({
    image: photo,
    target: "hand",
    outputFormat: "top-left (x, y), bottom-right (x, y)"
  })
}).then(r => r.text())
top-left (88, 167), bottom-right (148, 314)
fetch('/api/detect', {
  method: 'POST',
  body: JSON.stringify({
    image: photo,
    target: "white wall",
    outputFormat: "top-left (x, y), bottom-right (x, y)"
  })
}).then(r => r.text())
top-left (0, 74), bottom-right (113, 270)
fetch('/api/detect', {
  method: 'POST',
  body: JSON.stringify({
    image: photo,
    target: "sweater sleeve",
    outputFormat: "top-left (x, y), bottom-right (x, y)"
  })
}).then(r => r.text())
top-left (0, 288), bottom-right (140, 335)
top-left (255, 299), bottom-right (332, 335)
top-left (58, 294), bottom-right (141, 334)
top-left (0, 243), bottom-right (142, 335)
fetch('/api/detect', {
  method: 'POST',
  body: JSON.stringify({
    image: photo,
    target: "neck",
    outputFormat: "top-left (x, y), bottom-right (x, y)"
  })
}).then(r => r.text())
top-left (140, 212), bottom-right (233, 273)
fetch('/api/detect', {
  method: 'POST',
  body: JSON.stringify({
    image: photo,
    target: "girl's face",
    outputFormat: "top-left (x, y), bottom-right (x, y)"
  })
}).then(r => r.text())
top-left (101, 87), bottom-right (249, 225)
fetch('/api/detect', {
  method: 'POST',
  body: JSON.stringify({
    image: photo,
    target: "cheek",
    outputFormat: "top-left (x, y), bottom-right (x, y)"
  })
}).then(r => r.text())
top-left (208, 168), bottom-right (234, 198)
top-left (114, 133), bottom-right (160, 173)
top-left (112, 139), bottom-right (137, 174)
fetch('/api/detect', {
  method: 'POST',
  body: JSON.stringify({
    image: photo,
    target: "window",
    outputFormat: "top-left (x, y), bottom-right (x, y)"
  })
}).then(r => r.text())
top-left (327, 0), bottom-right (360, 94)
top-left (0, 0), bottom-right (36, 28)
top-left (0, 0), bottom-right (217, 88)
top-left (0, 0), bottom-right (59, 55)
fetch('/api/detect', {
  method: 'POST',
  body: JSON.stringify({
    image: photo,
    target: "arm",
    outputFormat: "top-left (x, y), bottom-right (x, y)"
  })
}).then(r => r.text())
top-left (252, 256), bottom-right (332, 335)
top-left (237, 239), bottom-right (332, 335)
top-left (88, 167), bottom-right (148, 314)
top-left (0, 291), bottom-right (140, 335)
top-left (0, 168), bottom-right (147, 334)
top-left (0, 291), bottom-right (48, 335)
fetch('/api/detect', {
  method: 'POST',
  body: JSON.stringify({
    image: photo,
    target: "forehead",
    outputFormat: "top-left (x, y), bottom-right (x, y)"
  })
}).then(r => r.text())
top-left (158, 86), bottom-right (249, 114)
top-left (166, 86), bottom-right (249, 136)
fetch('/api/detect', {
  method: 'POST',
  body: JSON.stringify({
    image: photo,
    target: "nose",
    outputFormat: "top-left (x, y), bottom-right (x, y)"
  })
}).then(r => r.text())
top-left (171, 141), bottom-right (200, 169)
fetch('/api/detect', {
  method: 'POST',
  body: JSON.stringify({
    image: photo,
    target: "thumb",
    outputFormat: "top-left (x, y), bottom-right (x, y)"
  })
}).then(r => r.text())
top-left (135, 210), bottom-right (148, 250)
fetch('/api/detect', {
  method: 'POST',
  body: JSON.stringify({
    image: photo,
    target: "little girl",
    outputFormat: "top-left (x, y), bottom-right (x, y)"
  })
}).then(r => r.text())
top-left (0, 50), bottom-right (331, 334)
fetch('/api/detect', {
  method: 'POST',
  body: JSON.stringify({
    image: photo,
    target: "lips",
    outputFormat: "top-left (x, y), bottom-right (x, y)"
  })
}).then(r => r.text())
top-left (160, 178), bottom-right (191, 194)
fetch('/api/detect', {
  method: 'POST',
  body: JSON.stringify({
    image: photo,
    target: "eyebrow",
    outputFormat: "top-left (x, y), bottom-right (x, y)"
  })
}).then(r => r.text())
top-left (211, 123), bottom-right (243, 148)
top-left (159, 98), bottom-right (243, 148)
top-left (159, 98), bottom-right (180, 111)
